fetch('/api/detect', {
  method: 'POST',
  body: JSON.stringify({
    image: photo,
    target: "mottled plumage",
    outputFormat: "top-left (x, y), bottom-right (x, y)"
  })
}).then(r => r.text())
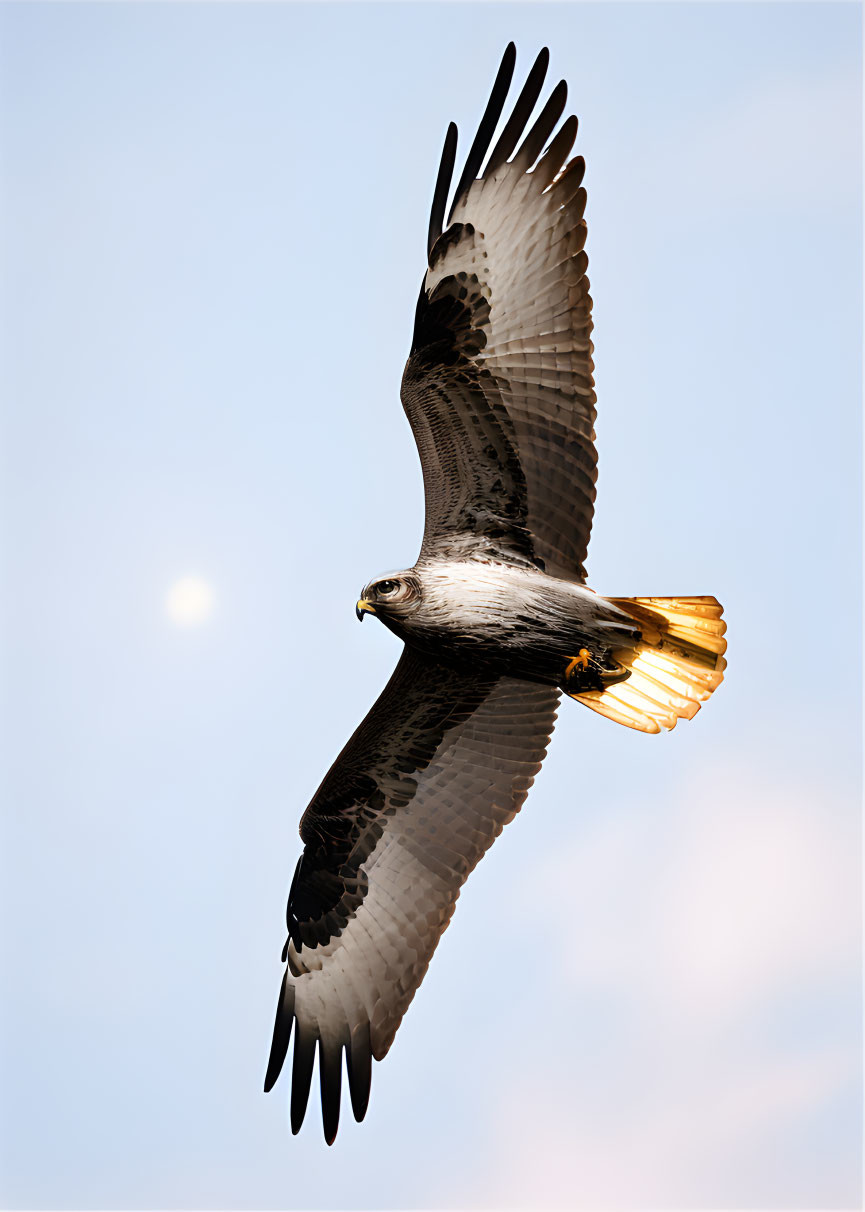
top-left (264, 44), bottom-right (727, 1143)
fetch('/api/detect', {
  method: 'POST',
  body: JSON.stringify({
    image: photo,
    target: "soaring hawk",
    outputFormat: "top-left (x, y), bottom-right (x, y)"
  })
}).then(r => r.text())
top-left (264, 44), bottom-right (726, 1142)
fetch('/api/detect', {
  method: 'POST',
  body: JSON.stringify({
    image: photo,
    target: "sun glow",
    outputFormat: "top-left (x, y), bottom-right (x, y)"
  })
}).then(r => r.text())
top-left (165, 575), bottom-right (215, 626)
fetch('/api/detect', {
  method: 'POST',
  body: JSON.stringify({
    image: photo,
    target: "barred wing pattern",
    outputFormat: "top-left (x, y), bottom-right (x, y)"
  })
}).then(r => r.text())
top-left (402, 43), bottom-right (597, 582)
top-left (265, 650), bottom-right (559, 1142)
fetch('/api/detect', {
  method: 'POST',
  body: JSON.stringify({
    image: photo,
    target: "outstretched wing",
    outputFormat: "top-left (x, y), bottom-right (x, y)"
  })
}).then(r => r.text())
top-left (264, 649), bottom-right (559, 1142)
top-left (402, 44), bottom-right (597, 581)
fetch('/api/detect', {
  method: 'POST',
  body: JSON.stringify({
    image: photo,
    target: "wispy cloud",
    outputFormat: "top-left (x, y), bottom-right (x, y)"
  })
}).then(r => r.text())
top-left (454, 758), bottom-right (861, 1209)
top-left (467, 1045), bottom-right (853, 1209)
top-left (549, 762), bottom-right (860, 1021)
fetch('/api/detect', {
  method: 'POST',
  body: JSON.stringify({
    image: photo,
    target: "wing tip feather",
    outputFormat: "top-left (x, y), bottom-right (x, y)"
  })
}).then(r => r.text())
top-left (427, 121), bottom-right (459, 263)
top-left (429, 45), bottom-right (579, 257)
top-left (263, 970), bottom-right (295, 1093)
top-left (484, 45), bottom-right (550, 179)
top-left (347, 1022), bottom-right (373, 1123)
top-left (446, 41), bottom-right (517, 224)
top-left (289, 1020), bottom-right (316, 1135)
top-left (320, 1041), bottom-right (343, 1146)
top-left (517, 77), bottom-right (568, 168)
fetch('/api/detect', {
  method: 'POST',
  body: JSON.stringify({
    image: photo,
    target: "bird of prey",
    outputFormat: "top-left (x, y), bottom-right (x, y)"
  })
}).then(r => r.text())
top-left (264, 44), bottom-right (726, 1143)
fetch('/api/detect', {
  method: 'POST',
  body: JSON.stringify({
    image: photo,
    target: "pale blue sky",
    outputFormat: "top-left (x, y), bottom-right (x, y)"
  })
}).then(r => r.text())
top-left (1, 3), bottom-right (861, 1209)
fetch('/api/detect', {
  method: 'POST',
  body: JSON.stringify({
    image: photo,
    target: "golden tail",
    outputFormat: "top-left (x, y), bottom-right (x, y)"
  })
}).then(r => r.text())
top-left (569, 596), bottom-right (727, 734)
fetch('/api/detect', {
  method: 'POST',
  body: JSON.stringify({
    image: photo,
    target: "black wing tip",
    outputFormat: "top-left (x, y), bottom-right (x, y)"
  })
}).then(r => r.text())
top-left (528, 45), bottom-right (550, 75)
top-left (322, 1109), bottom-right (340, 1147)
top-left (346, 1023), bottom-right (373, 1123)
top-left (427, 121), bottom-right (459, 263)
top-left (483, 45), bottom-right (551, 180)
top-left (446, 40), bottom-right (518, 224)
top-left (516, 77), bottom-right (568, 169)
top-left (319, 1042), bottom-right (343, 1146)
top-left (432, 44), bottom-right (572, 245)
top-left (263, 1019), bottom-right (289, 1092)
top-left (287, 1034), bottom-right (347, 1144)
top-left (289, 1022), bottom-right (316, 1136)
top-left (534, 112), bottom-right (579, 190)
top-left (263, 970), bottom-right (294, 1093)
top-left (351, 1097), bottom-right (369, 1124)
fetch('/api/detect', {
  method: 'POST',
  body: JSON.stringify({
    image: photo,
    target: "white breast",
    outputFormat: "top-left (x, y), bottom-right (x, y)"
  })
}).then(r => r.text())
top-left (417, 559), bottom-right (588, 632)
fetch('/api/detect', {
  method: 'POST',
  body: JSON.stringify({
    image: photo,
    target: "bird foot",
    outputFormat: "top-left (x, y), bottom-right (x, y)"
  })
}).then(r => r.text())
top-left (562, 648), bottom-right (630, 694)
top-left (564, 649), bottom-right (591, 677)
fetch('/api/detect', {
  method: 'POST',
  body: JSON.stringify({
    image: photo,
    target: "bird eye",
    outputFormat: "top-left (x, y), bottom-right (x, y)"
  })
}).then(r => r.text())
top-left (376, 579), bottom-right (398, 596)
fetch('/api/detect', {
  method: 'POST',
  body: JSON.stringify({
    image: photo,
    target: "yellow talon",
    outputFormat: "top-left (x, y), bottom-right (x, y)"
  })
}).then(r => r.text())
top-left (565, 649), bottom-right (592, 678)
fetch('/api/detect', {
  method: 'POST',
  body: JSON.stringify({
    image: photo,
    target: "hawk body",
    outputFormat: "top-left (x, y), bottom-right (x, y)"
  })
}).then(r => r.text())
top-left (264, 44), bottom-right (727, 1143)
top-left (361, 558), bottom-right (640, 685)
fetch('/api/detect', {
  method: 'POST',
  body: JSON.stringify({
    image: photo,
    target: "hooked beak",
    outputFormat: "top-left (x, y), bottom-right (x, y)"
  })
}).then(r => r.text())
top-left (356, 599), bottom-right (376, 622)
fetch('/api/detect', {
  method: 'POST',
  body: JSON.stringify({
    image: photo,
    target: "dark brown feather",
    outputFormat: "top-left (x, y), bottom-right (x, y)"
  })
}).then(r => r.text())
top-left (319, 1041), bottom-right (343, 1145)
top-left (517, 78), bottom-right (567, 167)
top-left (346, 1021), bottom-right (372, 1122)
top-left (263, 971), bottom-right (294, 1093)
top-left (427, 122), bottom-right (458, 263)
top-left (484, 47), bottom-right (550, 178)
top-left (447, 42), bottom-right (516, 223)
top-left (290, 1020), bottom-right (316, 1135)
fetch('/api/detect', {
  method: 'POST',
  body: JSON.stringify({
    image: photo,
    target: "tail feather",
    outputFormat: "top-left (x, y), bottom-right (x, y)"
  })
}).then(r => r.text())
top-left (569, 596), bottom-right (726, 735)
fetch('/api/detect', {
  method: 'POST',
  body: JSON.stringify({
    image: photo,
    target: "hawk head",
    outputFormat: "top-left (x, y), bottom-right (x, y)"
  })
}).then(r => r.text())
top-left (356, 573), bottom-right (422, 629)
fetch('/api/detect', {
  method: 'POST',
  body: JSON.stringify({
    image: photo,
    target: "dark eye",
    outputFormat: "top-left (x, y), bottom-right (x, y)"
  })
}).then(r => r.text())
top-left (376, 579), bottom-right (398, 596)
